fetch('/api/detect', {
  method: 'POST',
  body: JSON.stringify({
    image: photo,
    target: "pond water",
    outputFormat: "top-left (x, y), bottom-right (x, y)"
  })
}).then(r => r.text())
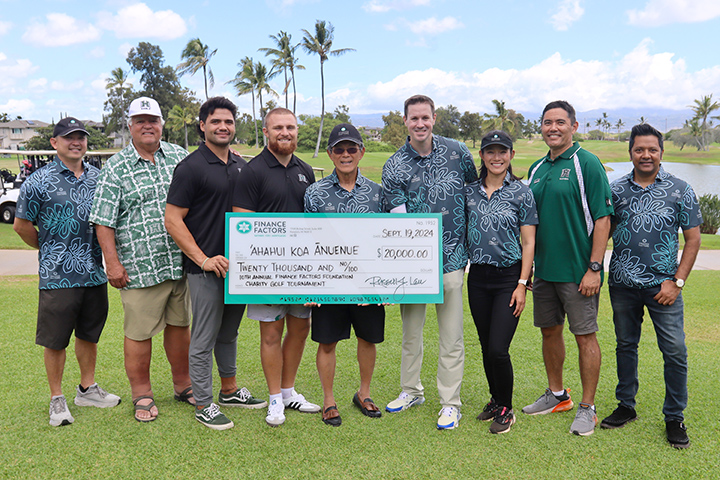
top-left (605, 162), bottom-right (720, 197)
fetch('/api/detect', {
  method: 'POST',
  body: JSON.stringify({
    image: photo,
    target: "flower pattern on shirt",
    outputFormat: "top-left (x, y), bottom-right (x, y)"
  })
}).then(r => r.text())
top-left (609, 167), bottom-right (702, 288)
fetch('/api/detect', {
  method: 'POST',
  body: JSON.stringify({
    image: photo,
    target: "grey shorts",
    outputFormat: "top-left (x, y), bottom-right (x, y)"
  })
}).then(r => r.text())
top-left (247, 304), bottom-right (311, 323)
top-left (532, 278), bottom-right (599, 335)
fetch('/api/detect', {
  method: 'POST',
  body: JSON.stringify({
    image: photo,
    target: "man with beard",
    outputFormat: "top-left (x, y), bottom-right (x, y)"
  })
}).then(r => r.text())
top-left (232, 107), bottom-right (320, 427)
top-left (165, 97), bottom-right (266, 431)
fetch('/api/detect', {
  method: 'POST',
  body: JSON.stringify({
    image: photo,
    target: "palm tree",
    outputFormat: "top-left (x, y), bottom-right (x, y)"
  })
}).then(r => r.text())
top-left (167, 105), bottom-right (195, 149)
top-left (229, 57), bottom-right (259, 148)
top-left (638, 116), bottom-right (647, 125)
top-left (483, 99), bottom-right (516, 136)
top-left (259, 31), bottom-right (306, 114)
top-left (105, 67), bottom-right (132, 148)
top-left (252, 61), bottom-right (279, 147)
top-left (177, 38), bottom-right (217, 100)
top-left (615, 118), bottom-right (625, 141)
top-left (301, 20), bottom-right (355, 157)
top-left (688, 94), bottom-right (719, 151)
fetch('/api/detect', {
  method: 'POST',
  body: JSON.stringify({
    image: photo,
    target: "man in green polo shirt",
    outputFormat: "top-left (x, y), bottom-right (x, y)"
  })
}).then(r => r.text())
top-left (521, 100), bottom-right (613, 437)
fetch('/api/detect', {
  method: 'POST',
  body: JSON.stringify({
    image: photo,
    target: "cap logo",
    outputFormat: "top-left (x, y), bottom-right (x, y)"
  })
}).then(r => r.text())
top-left (141, 100), bottom-right (150, 109)
top-left (70, 120), bottom-right (76, 124)
top-left (493, 134), bottom-right (498, 138)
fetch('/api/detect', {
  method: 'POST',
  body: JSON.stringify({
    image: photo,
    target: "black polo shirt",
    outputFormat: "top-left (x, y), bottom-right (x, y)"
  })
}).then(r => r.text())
top-left (233, 146), bottom-right (315, 213)
top-left (167, 142), bottom-right (247, 274)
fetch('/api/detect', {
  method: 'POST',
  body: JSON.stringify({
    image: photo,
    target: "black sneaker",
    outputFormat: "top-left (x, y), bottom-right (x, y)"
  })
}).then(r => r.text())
top-left (489, 407), bottom-right (515, 434)
top-left (476, 400), bottom-right (499, 421)
top-left (600, 405), bottom-right (637, 429)
top-left (666, 420), bottom-right (690, 449)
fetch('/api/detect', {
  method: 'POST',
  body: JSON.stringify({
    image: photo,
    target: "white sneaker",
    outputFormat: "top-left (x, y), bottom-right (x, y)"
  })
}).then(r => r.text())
top-left (49, 396), bottom-right (74, 427)
top-left (386, 391), bottom-right (425, 413)
top-left (74, 383), bottom-right (121, 408)
top-left (437, 406), bottom-right (461, 430)
top-left (282, 391), bottom-right (321, 413)
top-left (266, 398), bottom-right (286, 427)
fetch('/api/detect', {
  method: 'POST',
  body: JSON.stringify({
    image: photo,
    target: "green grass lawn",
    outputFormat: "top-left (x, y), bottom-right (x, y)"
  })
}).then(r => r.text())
top-left (1, 272), bottom-right (719, 479)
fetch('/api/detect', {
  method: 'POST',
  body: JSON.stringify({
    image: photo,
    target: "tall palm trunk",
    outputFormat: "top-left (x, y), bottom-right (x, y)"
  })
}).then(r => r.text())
top-left (259, 90), bottom-right (267, 147)
top-left (291, 66), bottom-right (297, 114)
top-left (251, 87), bottom-right (259, 148)
top-left (313, 60), bottom-right (325, 158)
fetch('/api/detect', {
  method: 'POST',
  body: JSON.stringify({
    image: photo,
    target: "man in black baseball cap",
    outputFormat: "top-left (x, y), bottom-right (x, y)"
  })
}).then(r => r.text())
top-left (14, 115), bottom-right (120, 426)
top-left (53, 117), bottom-right (90, 138)
top-left (304, 123), bottom-right (387, 426)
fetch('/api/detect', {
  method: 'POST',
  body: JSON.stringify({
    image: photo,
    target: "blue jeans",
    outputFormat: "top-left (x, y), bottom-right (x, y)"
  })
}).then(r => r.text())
top-left (609, 285), bottom-right (687, 421)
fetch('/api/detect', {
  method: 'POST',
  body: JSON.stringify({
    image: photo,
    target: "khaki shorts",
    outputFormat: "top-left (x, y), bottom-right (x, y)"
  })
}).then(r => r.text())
top-left (120, 278), bottom-right (191, 341)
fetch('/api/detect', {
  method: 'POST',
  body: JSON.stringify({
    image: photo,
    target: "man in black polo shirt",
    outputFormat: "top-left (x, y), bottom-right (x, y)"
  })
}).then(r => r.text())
top-left (166, 97), bottom-right (266, 431)
top-left (233, 107), bottom-right (319, 427)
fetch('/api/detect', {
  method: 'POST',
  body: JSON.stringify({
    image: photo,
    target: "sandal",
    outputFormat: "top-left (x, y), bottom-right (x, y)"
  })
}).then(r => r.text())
top-left (174, 387), bottom-right (195, 405)
top-left (133, 396), bottom-right (157, 422)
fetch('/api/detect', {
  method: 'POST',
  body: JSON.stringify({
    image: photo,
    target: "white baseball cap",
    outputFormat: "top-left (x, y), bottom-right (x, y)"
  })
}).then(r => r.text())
top-left (128, 96), bottom-right (163, 119)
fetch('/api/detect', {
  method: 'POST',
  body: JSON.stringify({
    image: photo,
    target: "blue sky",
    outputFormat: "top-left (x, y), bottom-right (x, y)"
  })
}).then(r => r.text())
top-left (1, 0), bottom-right (719, 125)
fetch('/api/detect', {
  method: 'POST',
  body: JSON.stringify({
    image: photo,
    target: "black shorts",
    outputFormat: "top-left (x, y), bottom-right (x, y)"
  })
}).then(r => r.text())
top-left (311, 304), bottom-right (385, 344)
top-left (36, 284), bottom-right (109, 350)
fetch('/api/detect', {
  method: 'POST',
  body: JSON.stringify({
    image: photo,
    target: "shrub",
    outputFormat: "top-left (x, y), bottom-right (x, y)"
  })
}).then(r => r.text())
top-left (699, 194), bottom-right (720, 234)
top-left (363, 140), bottom-right (397, 152)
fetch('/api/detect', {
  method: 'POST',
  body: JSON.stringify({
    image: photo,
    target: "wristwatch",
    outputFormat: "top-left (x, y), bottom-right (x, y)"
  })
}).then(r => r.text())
top-left (673, 277), bottom-right (685, 288)
top-left (588, 261), bottom-right (602, 272)
top-left (518, 279), bottom-right (528, 286)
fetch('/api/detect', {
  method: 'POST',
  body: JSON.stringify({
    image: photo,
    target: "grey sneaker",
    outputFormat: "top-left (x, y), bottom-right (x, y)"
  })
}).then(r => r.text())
top-left (219, 387), bottom-right (268, 409)
top-left (74, 384), bottom-right (121, 408)
top-left (195, 403), bottom-right (234, 430)
top-left (49, 396), bottom-right (74, 427)
top-left (522, 388), bottom-right (573, 415)
top-left (570, 403), bottom-right (598, 436)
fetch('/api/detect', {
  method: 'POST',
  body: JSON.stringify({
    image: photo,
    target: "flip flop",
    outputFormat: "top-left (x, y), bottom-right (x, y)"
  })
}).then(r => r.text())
top-left (133, 396), bottom-right (157, 422)
top-left (174, 387), bottom-right (195, 405)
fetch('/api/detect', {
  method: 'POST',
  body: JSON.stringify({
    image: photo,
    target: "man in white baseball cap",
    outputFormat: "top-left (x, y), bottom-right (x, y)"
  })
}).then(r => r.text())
top-left (90, 96), bottom-right (195, 423)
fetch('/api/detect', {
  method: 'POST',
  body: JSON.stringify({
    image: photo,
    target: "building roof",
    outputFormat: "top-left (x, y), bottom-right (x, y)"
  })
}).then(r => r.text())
top-left (0, 119), bottom-right (50, 129)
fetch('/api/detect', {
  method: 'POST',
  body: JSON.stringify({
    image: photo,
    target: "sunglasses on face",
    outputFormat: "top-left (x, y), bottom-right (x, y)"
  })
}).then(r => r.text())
top-left (332, 146), bottom-right (360, 155)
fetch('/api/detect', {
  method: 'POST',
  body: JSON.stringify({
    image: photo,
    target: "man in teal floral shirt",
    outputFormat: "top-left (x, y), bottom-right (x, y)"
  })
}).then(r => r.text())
top-left (601, 123), bottom-right (701, 449)
top-left (382, 95), bottom-right (478, 430)
top-left (90, 97), bottom-right (193, 422)
top-left (15, 117), bottom-right (120, 427)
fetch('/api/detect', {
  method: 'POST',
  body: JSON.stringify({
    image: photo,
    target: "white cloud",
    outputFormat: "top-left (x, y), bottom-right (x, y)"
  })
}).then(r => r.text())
top-left (29, 78), bottom-right (47, 89)
top-left (363, 39), bottom-right (720, 113)
top-left (91, 74), bottom-right (108, 91)
top-left (550, 0), bottom-right (585, 31)
top-left (97, 3), bottom-right (187, 40)
top-left (89, 46), bottom-right (105, 59)
top-left (0, 20), bottom-right (11, 35)
top-left (407, 16), bottom-right (464, 35)
top-left (22, 13), bottom-right (101, 47)
top-left (363, 0), bottom-right (430, 13)
top-left (627, 0), bottom-right (720, 26)
top-left (0, 99), bottom-right (34, 115)
top-left (118, 42), bottom-right (133, 58)
top-left (50, 80), bottom-right (84, 91)
top-left (0, 56), bottom-right (38, 89)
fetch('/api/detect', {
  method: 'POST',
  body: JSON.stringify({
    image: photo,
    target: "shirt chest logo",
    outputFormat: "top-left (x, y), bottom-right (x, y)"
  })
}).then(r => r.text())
top-left (298, 173), bottom-right (308, 184)
top-left (559, 168), bottom-right (571, 180)
top-left (638, 238), bottom-right (650, 248)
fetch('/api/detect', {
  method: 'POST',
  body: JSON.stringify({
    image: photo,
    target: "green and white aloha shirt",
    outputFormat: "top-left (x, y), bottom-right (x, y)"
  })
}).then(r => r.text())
top-left (89, 141), bottom-right (189, 289)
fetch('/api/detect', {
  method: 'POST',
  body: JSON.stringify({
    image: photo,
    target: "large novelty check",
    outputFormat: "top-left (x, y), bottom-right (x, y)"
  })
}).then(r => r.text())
top-left (225, 213), bottom-right (443, 304)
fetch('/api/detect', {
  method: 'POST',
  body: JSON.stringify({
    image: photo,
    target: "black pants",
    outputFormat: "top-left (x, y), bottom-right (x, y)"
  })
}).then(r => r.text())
top-left (467, 262), bottom-right (521, 409)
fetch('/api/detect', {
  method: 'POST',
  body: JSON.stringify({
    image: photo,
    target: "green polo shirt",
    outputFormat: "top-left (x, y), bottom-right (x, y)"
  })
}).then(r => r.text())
top-left (528, 142), bottom-right (613, 284)
top-left (90, 141), bottom-right (188, 289)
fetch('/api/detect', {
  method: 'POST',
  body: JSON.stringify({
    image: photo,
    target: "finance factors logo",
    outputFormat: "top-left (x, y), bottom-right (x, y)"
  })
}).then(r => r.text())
top-left (237, 221), bottom-right (252, 234)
